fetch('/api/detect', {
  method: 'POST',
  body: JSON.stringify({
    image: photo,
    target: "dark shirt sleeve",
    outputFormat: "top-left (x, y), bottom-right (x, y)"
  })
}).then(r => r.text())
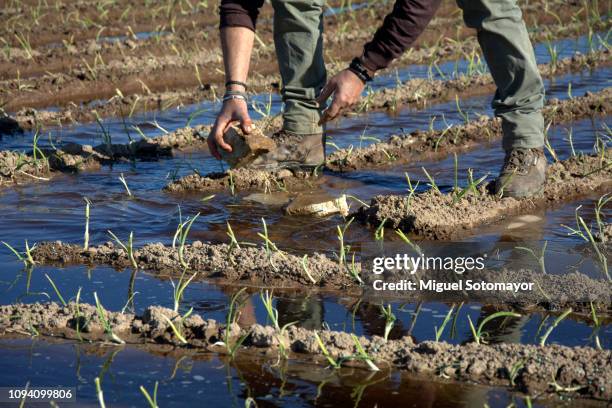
top-left (361, 0), bottom-right (442, 71)
top-left (219, 0), bottom-right (265, 31)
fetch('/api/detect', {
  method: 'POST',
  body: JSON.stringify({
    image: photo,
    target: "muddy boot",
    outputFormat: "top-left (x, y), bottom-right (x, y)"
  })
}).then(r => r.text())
top-left (495, 148), bottom-right (546, 198)
top-left (248, 130), bottom-right (325, 171)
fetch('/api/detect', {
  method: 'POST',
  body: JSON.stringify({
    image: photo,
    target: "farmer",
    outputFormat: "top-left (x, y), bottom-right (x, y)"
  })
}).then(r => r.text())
top-left (208, 0), bottom-right (327, 171)
top-left (209, 0), bottom-right (546, 198)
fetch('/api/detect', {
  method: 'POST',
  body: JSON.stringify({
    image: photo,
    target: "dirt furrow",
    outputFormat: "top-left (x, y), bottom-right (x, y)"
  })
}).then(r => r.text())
top-left (165, 88), bottom-right (610, 194)
top-left (3, 27), bottom-right (607, 128)
top-left (354, 151), bottom-right (612, 240)
top-left (30, 240), bottom-right (352, 288)
top-left (27, 241), bottom-right (611, 312)
top-left (327, 86), bottom-right (611, 171)
top-left (1, 302), bottom-right (610, 400)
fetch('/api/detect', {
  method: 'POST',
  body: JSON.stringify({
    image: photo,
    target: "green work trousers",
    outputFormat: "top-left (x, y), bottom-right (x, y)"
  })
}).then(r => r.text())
top-left (272, 0), bottom-right (326, 136)
top-left (457, 0), bottom-right (545, 150)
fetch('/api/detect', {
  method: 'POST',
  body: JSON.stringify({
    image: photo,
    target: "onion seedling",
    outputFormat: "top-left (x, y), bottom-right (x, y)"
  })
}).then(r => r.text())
top-left (45, 274), bottom-right (66, 306)
top-left (336, 217), bottom-right (354, 266)
top-left (171, 267), bottom-right (197, 313)
top-left (140, 382), bottom-right (159, 408)
top-left (95, 377), bottom-right (106, 408)
top-left (300, 255), bottom-right (317, 284)
top-left (219, 288), bottom-right (249, 358)
top-left (260, 290), bottom-right (296, 358)
top-left (468, 311), bottom-right (521, 345)
top-left (173, 213), bottom-right (200, 269)
top-left (380, 304), bottom-right (396, 342)
top-left (404, 172), bottom-right (419, 207)
top-left (563, 206), bottom-right (609, 281)
top-left (83, 198), bottom-right (91, 250)
top-left (118, 173), bottom-right (132, 197)
top-left (374, 218), bottom-right (387, 241)
top-left (421, 167), bottom-right (440, 194)
top-left (516, 241), bottom-right (548, 275)
top-left (107, 230), bottom-right (138, 269)
top-left (93, 292), bottom-right (125, 344)
top-left (351, 334), bottom-right (379, 371)
top-left (2, 240), bottom-right (36, 267)
top-left (226, 221), bottom-right (240, 250)
top-left (314, 331), bottom-right (342, 369)
top-left (589, 302), bottom-right (602, 350)
top-left (539, 308), bottom-right (572, 346)
top-left (162, 310), bottom-right (191, 345)
top-left (434, 305), bottom-right (455, 342)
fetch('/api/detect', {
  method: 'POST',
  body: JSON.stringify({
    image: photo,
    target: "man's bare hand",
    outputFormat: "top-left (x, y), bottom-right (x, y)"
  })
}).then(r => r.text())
top-left (316, 69), bottom-right (366, 125)
top-left (207, 99), bottom-right (253, 159)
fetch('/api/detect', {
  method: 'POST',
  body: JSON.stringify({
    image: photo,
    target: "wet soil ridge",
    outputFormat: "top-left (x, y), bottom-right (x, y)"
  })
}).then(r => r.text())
top-left (364, 267), bottom-right (612, 311)
top-left (28, 241), bottom-right (611, 312)
top-left (328, 87), bottom-right (611, 171)
top-left (355, 151), bottom-right (612, 240)
top-left (1, 302), bottom-right (610, 400)
top-left (30, 241), bottom-right (353, 287)
top-left (348, 49), bottom-right (610, 115)
top-left (0, 126), bottom-right (209, 188)
top-left (5, 46), bottom-right (608, 132)
top-left (166, 88), bottom-right (609, 194)
top-left (164, 167), bottom-right (317, 194)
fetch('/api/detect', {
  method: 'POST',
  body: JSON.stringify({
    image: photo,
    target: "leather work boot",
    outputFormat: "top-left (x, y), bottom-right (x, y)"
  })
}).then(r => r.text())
top-left (495, 148), bottom-right (547, 198)
top-left (248, 130), bottom-right (326, 171)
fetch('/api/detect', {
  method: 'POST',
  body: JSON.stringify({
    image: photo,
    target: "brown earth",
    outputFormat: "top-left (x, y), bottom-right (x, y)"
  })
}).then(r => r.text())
top-left (354, 152), bottom-right (612, 240)
top-left (2, 2), bottom-right (606, 128)
top-left (30, 240), bottom-right (355, 288)
top-left (1, 301), bottom-right (610, 400)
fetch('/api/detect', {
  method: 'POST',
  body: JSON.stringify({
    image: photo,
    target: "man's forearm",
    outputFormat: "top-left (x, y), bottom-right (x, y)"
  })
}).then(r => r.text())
top-left (361, 0), bottom-right (442, 72)
top-left (221, 27), bottom-right (254, 88)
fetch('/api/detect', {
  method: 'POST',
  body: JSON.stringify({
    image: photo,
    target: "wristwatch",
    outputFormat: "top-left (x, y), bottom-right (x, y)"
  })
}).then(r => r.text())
top-left (348, 57), bottom-right (374, 83)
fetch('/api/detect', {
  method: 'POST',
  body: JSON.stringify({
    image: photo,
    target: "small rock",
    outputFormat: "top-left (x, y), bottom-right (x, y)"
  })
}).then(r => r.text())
top-left (468, 361), bottom-right (486, 376)
top-left (218, 126), bottom-right (276, 168)
top-left (284, 193), bottom-right (349, 217)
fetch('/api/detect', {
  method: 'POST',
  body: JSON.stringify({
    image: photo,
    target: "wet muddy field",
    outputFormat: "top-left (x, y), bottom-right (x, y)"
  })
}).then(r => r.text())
top-left (0, 0), bottom-right (611, 407)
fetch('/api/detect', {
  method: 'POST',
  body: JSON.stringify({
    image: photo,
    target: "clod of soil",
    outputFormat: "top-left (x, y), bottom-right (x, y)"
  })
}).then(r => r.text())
top-left (219, 126), bottom-right (276, 168)
top-left (30, 240), bottom-right (353, 288)
top-left (284, 193), bottom-right (349, 217)
top-left (1, 302), bottom-right (610, 401)
top-left (355, 152), bottom-right (612, 239)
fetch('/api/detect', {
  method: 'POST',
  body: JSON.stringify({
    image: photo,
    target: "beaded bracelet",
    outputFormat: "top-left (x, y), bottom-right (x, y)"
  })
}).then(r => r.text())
top-left (225, 80), bottom-right (248, 90)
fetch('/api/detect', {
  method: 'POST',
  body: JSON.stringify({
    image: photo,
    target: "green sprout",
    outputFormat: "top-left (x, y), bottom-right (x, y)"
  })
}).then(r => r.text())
top-left (539, 308), bottom-right (572, 346)
top-left (468, 311), bottom-right (521, 345)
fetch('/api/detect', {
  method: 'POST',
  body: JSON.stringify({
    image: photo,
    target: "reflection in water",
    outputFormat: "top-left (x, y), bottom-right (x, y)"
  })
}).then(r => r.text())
top-left (0, 338), bottom-right (583, 408)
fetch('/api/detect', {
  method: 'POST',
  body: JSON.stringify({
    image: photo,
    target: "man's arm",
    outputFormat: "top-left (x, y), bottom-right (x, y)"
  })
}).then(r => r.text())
top-left (208, 1), bottom-right (263, 159)
top-left (317, 0), bottom-right (442, 123)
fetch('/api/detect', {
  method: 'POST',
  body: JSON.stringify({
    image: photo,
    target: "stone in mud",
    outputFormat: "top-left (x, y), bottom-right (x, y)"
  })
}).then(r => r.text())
top-left (218, 126), bottom-right (276, 168)
top-left (284, 193), bottom-right (349, 217)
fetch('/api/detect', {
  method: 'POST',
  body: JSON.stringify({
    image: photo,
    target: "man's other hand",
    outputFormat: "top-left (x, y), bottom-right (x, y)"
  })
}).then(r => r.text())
top-left (316, 69), bottom-right (366, 125)
top-left (207, 99), bottom-right (253, 159)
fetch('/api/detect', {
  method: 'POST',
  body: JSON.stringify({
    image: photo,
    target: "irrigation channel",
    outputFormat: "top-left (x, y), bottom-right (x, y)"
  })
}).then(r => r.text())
top-left (0, 1), bottom-right (611, 407)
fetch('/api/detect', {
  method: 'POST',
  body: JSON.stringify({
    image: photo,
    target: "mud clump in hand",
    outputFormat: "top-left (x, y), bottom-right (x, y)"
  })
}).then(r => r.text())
top-left (219, 126), bottom-right (276, 168)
